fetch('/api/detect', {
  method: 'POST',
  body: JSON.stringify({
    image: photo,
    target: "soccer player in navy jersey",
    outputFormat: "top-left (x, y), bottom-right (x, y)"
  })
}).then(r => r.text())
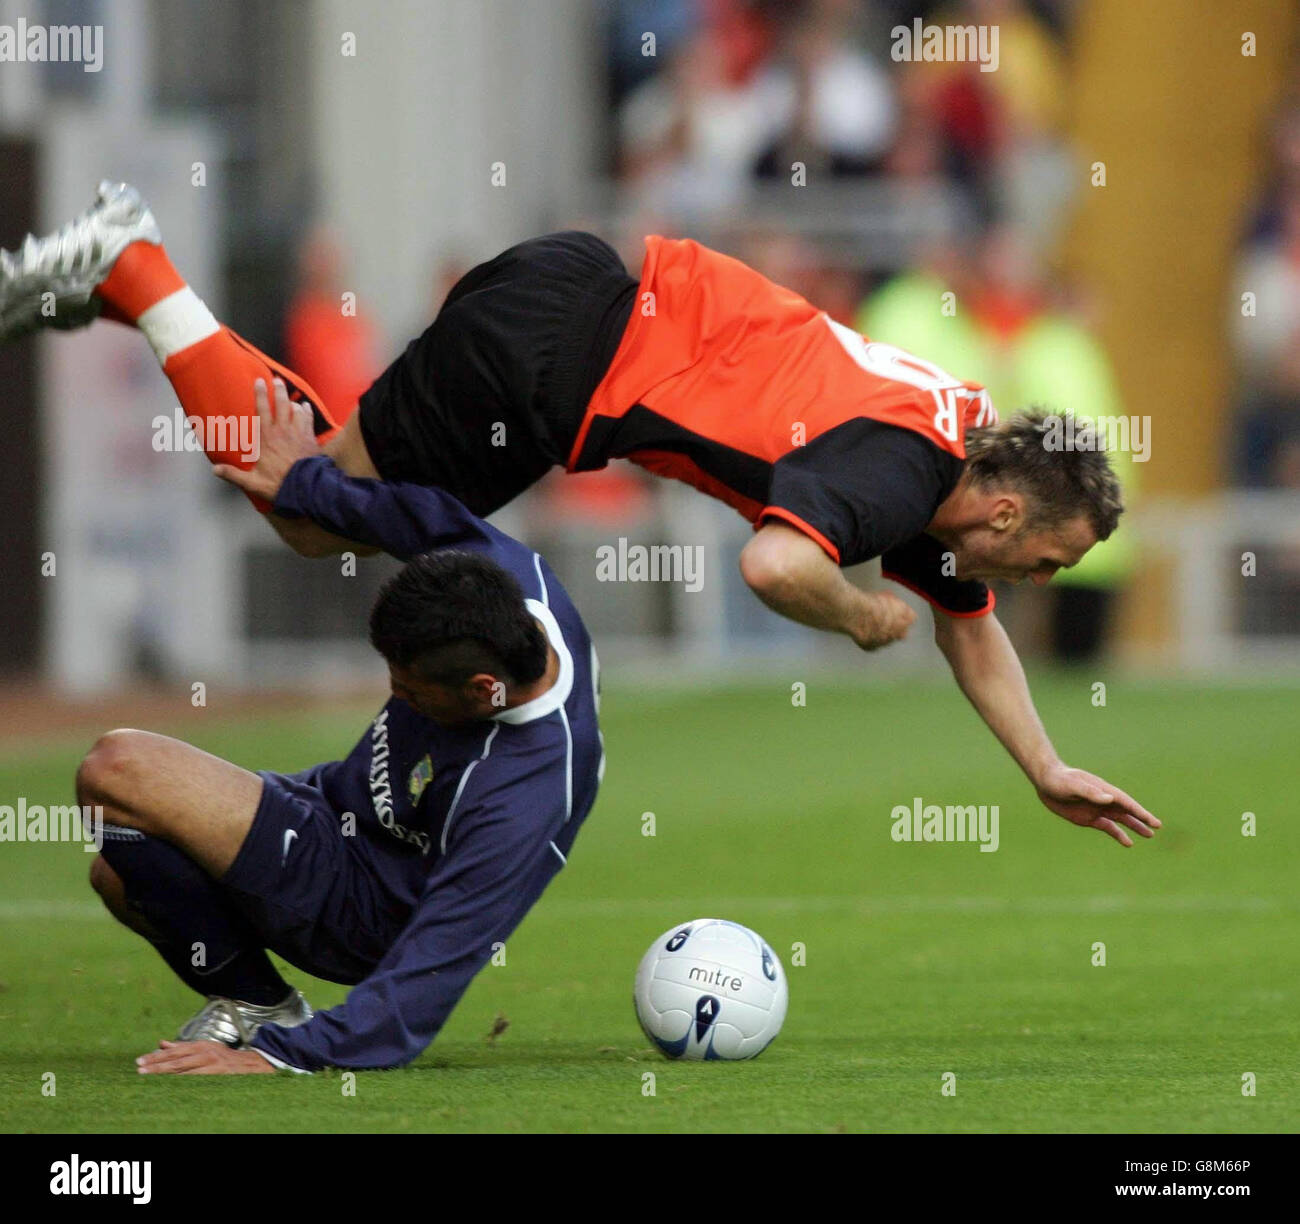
top-left (79, 380), bottom-right (603, 1073)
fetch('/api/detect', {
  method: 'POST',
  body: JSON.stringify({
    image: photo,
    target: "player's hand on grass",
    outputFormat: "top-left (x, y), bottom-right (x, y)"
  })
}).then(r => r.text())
top-left (136, 1039), bottom-right (277, 1075)
top-left (1033, 763), bottom-right (1160, 847)
top-left (851, 591), bottom-right (917, 652)
top-left (212, 378), bottom-right (319, 504)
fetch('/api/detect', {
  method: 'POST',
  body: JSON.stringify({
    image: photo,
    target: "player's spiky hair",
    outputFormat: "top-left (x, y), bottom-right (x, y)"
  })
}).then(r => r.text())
top-left (369, 550), bottom-right (548, 688)
top-left (963, 410), bottom-right (1124, 541)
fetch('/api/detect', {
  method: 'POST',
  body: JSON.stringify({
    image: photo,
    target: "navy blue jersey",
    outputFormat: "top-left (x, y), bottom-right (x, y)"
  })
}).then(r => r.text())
top-left (250, 456), bottom-right (603, 1070)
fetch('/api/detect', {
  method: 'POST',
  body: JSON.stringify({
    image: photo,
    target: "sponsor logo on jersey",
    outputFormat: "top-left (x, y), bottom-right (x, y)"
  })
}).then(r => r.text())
top-left (369, 709), bottom-right (432, 855)
top-left (408, 754), bottom-right (434, 804)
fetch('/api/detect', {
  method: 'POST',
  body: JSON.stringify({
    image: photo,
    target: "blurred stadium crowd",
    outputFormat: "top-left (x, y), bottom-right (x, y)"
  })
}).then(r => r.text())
top-left (1234, 67), bottom-right (1300, 493)
top-left (163, 0), bottom-right (1300, 666)
top-left (606, 0), bottom-right (1072, 240)
top-left (2, 0), bottom-right (1295, 696)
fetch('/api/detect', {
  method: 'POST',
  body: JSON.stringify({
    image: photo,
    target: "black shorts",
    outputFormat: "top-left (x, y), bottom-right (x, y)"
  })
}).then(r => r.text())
top-left (221, 768), bottom-right (412, 985)
top-left (358, 231), bottom-right (637, 517)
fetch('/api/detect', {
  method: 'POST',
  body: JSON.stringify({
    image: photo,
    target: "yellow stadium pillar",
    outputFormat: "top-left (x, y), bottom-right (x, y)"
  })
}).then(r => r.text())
top-left (1064, 1), bottom-right (1292, 652)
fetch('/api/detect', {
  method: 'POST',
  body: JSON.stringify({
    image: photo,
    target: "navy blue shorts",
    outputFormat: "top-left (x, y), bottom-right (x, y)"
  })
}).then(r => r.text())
top-left (220, 768), bottom-right (412, 985)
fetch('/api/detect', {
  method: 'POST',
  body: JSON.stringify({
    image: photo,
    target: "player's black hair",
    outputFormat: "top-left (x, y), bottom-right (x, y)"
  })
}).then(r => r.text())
top-left (369, 550), bottom-right (548, 688)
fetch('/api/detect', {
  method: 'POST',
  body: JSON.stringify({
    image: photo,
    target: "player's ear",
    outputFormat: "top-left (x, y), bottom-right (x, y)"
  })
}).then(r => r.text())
top-left (467, 672), bottom-right (504, 710)
top-left (990, 493), bottom-right (1021, 532)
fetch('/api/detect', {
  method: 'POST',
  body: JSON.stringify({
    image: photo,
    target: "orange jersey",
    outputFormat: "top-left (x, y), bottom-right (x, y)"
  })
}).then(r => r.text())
top-left (572, 236), bottom-right (998, 615)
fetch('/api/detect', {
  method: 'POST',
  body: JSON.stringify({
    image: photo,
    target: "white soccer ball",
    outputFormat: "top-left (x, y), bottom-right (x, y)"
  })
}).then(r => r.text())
top-left (634, 918), bottom-right (788, 1060)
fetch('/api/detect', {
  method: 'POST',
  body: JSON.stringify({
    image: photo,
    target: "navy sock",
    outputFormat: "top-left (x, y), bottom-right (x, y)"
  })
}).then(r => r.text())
top-left (98, 826), bottom-right (291, 1007)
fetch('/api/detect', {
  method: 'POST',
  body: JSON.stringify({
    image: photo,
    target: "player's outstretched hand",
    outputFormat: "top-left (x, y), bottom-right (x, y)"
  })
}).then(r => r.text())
top-left (851, 591), bottom-right (917, 652)
top-left (1034, 763), bottom-right (1160, 847)
top-left (136, 1039), bottom-right (276, 1075)
top-left (212, 378), bottom-right (319, 504)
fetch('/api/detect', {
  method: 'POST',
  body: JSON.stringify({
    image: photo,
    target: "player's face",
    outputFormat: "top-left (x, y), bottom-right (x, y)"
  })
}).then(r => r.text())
top-left (387, 665), bottom-right (488, 725)
top-left (954, 515), bottom-right (1096, 585)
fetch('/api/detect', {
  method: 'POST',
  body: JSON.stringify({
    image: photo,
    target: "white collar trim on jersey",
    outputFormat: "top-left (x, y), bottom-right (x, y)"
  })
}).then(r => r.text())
top-left (493, 597), bottom-right (574, 725)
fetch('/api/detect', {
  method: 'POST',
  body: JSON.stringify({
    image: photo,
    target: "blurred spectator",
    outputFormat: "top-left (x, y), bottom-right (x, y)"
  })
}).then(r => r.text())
top-left (971, 225), bottom-right (1042, 334)
top-left (284, 226), bottom-right (380, 424)
top-left (970, 0), bottom-right (1073, 244)
top-left (1006, 280), bottom-right (1136, 663)
top-left (610, 0), bottom-right (1084, 235)
top-left (906, 0), bottom-right (1074, 241)
top-left (1244, 73), bottom-right (1300, 244)
top-left (606, 0), bottom-right (702, 104)
top-left (615, 0), bottom-right (902, 219)
top-left (751, 0), bottom-right (898, 180)
top-left (1233, 83), bottom-right (1300, 635)
top-left (856, 236), bottom-right (998, 392)
top-left (968, 228), bottom-right (1134, 662)
top-left (615, 6), bottom-right (776, 219)
top-left (1232, 97), bottom-right (1300, 489)
top-left (884, 66), bottom-right (948, 184)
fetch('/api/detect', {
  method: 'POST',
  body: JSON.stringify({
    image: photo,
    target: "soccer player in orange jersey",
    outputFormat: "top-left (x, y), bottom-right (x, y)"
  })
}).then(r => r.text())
top-left (1, 183), bottom-right (1157, 847)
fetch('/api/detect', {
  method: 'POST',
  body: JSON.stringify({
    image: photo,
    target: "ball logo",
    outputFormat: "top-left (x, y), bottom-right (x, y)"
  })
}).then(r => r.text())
top-left (693, 994), bottom-right (720, 1043)
top-left (688, 964), bottom-right (743, 991)
top-left (761, 946), bottom-right (777, 982)
top-left (666, 927), bottom-right (692, 952)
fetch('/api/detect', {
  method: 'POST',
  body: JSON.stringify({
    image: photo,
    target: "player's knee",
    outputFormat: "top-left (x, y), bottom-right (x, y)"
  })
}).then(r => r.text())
top-left (77, 728), bottom-right (148, 806)
top-left (89, 853), bottom-right (150, 932)
top-left (88, 852), bottom-right (120, 900)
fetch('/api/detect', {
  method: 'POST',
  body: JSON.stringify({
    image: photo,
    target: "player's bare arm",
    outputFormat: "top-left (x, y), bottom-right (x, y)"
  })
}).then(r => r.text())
top-left (740, 522), bottom-right (916, 651)
top-left (209, 377), bottom-right (380, 557)
top-left (267, 411), bottom-right (382, 557)
top-left (933, 611), bottom-right (1159, 847)
top-left (264, 503), bottom-right (374, 559)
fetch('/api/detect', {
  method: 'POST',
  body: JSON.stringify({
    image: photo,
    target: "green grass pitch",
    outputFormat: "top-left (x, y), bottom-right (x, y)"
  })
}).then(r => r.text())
top-left (1, 675), bottom-right (1296, 1133)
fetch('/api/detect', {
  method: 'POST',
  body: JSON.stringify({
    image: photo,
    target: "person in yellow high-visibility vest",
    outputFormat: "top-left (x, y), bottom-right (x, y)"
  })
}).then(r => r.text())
top-left (1009, 311), bottom-right (1137, 662)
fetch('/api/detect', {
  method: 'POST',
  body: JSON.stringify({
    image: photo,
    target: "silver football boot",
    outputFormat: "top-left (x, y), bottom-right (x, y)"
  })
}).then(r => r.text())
top-left (177, 988), bottom-right (313, 1048)
top-left (0, 179), bottom-right (161, 340)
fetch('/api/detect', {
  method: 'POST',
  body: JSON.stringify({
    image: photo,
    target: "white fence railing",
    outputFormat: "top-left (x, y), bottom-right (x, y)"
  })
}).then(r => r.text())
top-left (1133, 493), bottom-right (1300, 673)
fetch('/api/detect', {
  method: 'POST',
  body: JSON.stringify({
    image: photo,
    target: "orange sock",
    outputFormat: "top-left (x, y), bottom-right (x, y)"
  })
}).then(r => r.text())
top-left (95, 242), bottom-right (339, 510)
top-left (96, 241), bottom-right (186, 322)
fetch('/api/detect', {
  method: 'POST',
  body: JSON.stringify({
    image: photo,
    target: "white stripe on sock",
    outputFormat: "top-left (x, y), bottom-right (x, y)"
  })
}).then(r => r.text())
top-left (136, 286), bottom-right (220, 364)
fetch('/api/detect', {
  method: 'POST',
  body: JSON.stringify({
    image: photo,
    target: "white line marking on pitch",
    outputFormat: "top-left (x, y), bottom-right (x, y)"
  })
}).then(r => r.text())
top-left (0, 895), bottom-right (1286, 923)
top-left (519, 895), bottom-right (1283, 918)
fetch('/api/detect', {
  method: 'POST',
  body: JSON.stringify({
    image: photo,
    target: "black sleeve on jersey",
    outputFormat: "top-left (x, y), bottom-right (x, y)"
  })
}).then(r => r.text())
top-left (880, 533), bottom-right (993, 617)
top-left (763, 418), bottom-right (962, 567)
